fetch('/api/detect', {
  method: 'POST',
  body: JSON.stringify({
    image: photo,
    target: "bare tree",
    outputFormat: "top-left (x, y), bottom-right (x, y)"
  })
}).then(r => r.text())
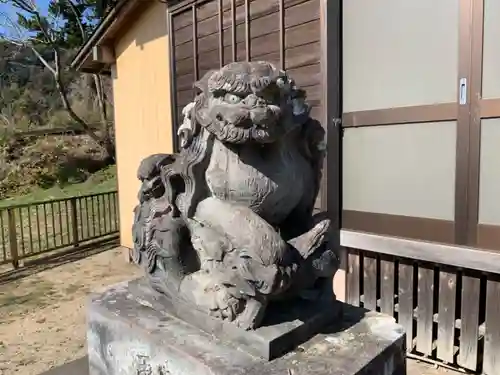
top-left (0, 0), bottom-right (115, 162)
top-left (0, 74), bottom-right (18, 130)
top-left (0, 104), bottom-right (15, 130)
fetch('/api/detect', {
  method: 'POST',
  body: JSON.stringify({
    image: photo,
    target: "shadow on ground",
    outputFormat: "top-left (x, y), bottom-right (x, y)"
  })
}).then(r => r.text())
top-left (0, 237), bottom-right (120, 285)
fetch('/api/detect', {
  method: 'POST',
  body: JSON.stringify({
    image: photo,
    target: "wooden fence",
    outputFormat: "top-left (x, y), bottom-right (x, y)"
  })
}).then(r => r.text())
top-left (0, 191), bottom-right (119, 268)
top-left (341, 230), bottom-right (500, 374)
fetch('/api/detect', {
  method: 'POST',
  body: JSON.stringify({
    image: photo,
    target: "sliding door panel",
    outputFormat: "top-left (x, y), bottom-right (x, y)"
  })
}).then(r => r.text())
top-left (343, 0), bottom-right (459, 112)
top-left (342, 122), bottom-right (456, 243)
top-left (342, 0), bottom-right (461, 244)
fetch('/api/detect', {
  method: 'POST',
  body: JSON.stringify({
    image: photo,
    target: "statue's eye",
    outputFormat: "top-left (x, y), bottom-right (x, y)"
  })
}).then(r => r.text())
top-left (224, 93), bottom-right (242, 104)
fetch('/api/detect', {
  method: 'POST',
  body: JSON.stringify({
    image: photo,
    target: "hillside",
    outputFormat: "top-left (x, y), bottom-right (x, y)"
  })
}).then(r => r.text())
top-left (0, 41), bottom-right (116, 201)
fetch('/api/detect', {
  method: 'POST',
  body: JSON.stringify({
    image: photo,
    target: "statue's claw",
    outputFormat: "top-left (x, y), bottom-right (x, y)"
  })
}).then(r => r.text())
top-left (180, 271), bottom-right (243, 323)
top-left (233, 299), bottom-right (266, 331)
top-left (288, 218), bottom-right (331, 259)
top-left (207, 283), bottom-right (242, 322)
top-left (311, 249), bottom-right (339, 278)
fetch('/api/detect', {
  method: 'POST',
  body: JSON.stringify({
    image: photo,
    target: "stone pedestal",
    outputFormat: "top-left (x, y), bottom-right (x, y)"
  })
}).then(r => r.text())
top-left (87, 279), bottom-right (406, 375)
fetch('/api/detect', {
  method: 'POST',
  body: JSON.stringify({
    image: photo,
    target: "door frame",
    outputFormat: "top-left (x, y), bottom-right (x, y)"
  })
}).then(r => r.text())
top-left (321, 0), bottom-right (343, 298)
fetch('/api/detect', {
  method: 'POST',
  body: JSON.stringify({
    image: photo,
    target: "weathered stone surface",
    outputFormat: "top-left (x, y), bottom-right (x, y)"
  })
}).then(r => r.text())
top-left (41, 357), bottom-right (89, 375)
top-left (131, 61), bottom-right (338, 331)
top-left (94, 278), bottom-right (340, 361)
top-left (88, 281), bottom-right (406, 375)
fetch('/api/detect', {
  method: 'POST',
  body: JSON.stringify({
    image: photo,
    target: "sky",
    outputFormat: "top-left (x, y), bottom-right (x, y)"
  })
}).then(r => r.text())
top-left (0, 0), bottom-right (50, 38)
top-left (0, 0), bottom-right (50, 14)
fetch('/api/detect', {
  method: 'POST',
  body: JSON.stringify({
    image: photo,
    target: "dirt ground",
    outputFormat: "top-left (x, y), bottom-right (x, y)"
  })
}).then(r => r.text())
top-left (0, 245), bottom-right (141, 375)
top-left (0, 245), bottom-right (456, 375)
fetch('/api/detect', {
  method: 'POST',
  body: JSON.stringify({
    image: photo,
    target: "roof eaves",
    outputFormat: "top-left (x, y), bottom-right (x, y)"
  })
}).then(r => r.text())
top-left (70, 0), bottom-right (140, 72)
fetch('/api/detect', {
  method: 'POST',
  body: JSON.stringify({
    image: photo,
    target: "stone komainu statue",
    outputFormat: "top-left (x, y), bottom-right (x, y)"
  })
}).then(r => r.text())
top-left (131, 61), bottom-right (338, 330)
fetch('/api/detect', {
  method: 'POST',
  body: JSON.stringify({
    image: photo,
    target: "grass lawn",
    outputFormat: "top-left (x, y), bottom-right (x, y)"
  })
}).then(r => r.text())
top-left (0, 165), bottom-right (118, 208)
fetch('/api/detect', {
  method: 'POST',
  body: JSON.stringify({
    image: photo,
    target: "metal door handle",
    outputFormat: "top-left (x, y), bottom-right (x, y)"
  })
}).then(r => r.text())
top-left (459, 78), bottom-right (467, 105)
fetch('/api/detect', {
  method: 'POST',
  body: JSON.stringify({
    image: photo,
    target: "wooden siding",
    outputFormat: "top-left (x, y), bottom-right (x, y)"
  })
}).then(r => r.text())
top-left (112, 1), bottom-right (173, 249)
top-left (169, 0), bottom-right (324, 206)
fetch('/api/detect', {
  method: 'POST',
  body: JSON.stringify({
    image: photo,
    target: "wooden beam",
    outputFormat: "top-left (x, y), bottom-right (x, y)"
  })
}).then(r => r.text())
top-left (480, 98), bottom-right (500, 118)
top-left (340, 229), bottom-right (500, 275)
top-left (343, 102), bottom-right (457, 128)
top-left (71, 0), bottom-right (143, 71)
top-left (92, 45), bottom-right (116, 65)
top-left (466, 0), bottom-right (484, 247)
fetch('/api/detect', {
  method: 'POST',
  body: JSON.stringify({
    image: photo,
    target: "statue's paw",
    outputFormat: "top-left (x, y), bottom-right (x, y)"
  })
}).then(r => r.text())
top-left (209, 305), bottom-right (238, 322)
top-left (311, 249), bottom-right (339, 278)
top-left (180, 270), bottom-right (244, 322)
top-left (288, 218), bottom-right (331, 259)
top-left (233, 314), bottom-right (253, 330)
top-left (207, 284), bottom-right (242, 322)
top-left (233, 299), bottom-right (265, 331)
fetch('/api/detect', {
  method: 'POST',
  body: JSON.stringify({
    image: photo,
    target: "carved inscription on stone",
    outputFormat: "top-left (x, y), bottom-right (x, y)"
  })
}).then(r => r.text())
top-left (134, 355), bottom-right (152, 375)
top-left (158, 363), bottom-right (172, 375)
top-left (134, 355), bottom-right (171, 375)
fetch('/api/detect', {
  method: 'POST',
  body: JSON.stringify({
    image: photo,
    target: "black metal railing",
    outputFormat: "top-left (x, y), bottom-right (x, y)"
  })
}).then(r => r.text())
top-left (0, 191), bottom-right (119, 268)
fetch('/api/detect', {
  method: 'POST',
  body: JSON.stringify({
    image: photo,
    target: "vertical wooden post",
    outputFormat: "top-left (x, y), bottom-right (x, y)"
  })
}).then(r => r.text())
top-left (70, 198), bottom-right (79, 248)
top-left (7, 208), bottom-right (19, 269)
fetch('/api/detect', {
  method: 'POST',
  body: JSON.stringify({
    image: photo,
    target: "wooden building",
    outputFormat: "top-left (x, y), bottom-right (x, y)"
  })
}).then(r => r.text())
top-left (72, 1), bottom-right (500, 373)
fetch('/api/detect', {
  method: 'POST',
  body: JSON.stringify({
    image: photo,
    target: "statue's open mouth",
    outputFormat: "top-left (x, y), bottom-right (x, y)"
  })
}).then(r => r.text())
top-left (208, 104), bottom-right (282, 145)
top-left (211, 120), bottom-right (277, 145)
